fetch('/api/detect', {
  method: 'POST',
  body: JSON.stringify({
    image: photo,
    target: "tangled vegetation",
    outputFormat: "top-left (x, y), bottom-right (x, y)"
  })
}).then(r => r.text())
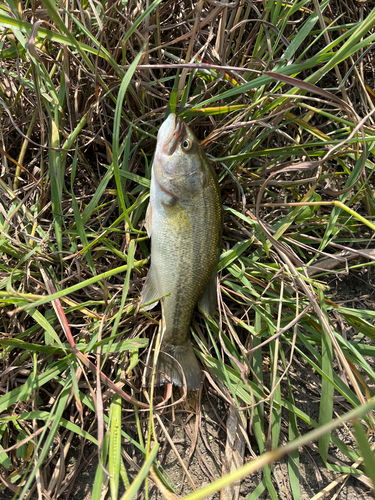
top-left (1, 0), bottom-right (375, 498)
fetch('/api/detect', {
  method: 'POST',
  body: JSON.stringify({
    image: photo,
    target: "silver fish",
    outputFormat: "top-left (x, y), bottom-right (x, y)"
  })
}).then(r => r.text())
top-left (141, 113), bottom-right (221, 390)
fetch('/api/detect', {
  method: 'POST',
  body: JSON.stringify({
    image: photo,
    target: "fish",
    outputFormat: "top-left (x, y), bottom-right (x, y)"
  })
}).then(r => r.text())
top-left (141, 113), bottom-right (222, 390)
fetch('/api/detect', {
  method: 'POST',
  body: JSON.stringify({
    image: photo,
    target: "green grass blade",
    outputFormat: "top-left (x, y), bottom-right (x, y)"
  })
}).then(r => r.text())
top-left (112, 47), bottom-right (145, 227)
top-left (109, 393), bottom-right (122, 500)
top-left (17, 382), bottom-right (72, 499)
top-left (318, 291), bottom-right (334, 463)
top-left (120, 444), bottom-right (159, 500)
top-left (17, 258), bottom-right (147, 313)
top-left (70, 145), bottom-right (96, 273)
top-left (92, 430), bottom-right (110, 500)
top-left (352, 419), bottom-right (375, 491)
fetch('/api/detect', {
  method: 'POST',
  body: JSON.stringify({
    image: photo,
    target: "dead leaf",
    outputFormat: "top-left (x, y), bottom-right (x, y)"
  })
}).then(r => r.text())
top-left (221, 405), bottom-right (246, 500)
top-left (307, 248), bottom-right (375, 276)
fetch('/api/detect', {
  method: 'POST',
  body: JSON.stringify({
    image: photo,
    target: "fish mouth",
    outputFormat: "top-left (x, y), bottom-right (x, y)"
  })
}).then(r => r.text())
top-left (163, 115), bottom-right (184, 155)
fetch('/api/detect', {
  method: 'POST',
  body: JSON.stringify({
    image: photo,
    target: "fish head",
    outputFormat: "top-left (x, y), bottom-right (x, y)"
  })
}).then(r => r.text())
top-left (153, 113), bottom-right (209, 202)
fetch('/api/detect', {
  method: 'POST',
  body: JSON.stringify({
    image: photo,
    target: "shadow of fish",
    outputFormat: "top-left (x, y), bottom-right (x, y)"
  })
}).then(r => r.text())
top-left (141, 113), bottom-right (222, 390)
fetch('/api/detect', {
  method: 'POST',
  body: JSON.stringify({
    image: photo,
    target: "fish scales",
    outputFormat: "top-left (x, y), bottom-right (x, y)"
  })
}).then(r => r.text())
top-left (141, 113), bottom-right (222, 390)
top-left (152, 177), bottom-right (220, 343)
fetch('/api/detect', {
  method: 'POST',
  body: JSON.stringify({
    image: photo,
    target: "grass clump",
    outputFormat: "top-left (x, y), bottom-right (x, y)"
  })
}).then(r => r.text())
top-left (1, 0), bottom-right (375, 499)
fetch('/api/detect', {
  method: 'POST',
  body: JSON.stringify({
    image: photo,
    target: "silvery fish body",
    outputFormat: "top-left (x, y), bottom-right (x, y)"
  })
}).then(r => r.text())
top-left (141, 113), bottom-right (221, 390)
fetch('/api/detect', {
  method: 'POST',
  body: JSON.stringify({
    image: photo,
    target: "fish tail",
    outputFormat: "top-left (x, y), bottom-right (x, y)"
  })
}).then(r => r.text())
top-left (153, 341), bottom-right (203, 391)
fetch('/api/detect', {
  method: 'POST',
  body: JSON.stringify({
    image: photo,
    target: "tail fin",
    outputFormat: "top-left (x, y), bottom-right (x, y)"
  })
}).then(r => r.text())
top-left (152, 341), bottom-right (203, 391)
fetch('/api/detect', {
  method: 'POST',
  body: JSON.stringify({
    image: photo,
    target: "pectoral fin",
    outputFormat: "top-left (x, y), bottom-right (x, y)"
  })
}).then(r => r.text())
top-left (145, 202), bottom-right (152, 238)
top-left (198, 266), bottom-right (218, 317)
top-left (141, 265), bottom-right (159, 310)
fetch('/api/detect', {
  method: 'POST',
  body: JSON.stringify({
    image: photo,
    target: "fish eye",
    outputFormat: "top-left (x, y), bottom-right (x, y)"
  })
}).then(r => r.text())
top-left (182, 139), bottom-right (192, 151)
